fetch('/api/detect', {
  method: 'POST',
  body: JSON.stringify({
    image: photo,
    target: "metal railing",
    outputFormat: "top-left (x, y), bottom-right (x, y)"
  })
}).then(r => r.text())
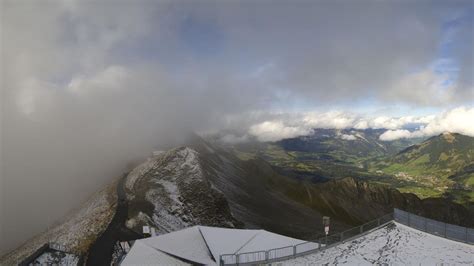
top-left (219, 213), bottom-right (394, 265)
top-left (394, 208), bottom-right (474, 244)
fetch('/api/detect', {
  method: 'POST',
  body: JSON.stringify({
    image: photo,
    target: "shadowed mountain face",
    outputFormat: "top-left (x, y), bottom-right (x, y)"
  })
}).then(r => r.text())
top-left (121, 135), bottom-right (473, 242)
top-left (124, 137), bottom-right (347, 240)
top-left (187, 139), bottom-right (346, 239)
top-left (277, 177), bottom-right (474, 227)
top-left (190, 136), bottom-right (474, 227)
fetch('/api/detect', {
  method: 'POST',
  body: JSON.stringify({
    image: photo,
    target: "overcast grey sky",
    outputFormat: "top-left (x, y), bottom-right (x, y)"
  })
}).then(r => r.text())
top-left (1, 0), bottom-right (473, 254)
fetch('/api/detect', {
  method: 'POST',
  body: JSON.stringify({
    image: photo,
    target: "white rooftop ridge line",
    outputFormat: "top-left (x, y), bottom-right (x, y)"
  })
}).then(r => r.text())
top-left (232, 231), bottom-right (260, 254)
top-left (197, 227), bottom-right (217, 262)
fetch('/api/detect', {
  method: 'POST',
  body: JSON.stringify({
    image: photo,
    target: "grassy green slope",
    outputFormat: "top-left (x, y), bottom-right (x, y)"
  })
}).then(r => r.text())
top-left (226, 131), bottom-right (474, 205)
top-left (369, 133), bottom-right (474, 203)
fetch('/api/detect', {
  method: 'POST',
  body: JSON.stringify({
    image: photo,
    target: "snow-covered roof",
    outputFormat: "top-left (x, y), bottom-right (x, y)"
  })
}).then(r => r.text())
top-left (120, 241), bottom-right (190, 266)
top-left (140, 226), bottom-right (215, 265)
top-left (121, 222), bottom-right (474, 265)
top-left (120, 226), bottom-right (304, 265)
top-left (282, 222), bottom-right (474, 265)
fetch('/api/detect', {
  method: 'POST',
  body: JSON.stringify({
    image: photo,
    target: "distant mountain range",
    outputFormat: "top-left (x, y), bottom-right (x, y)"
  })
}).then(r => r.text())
top-left (228, 129), bottom-right (473, 206)
top-left (228, 128), bottom-right (422, 182)
top-left (278, 128), bottom-right (420, 160)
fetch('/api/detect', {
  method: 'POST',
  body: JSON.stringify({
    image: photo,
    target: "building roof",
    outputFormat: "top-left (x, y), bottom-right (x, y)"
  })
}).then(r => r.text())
top-left (282, 222), bottom-right (474, 265)
top-left (120, 226), bottom-right (305, 265)
top-left (121, 241), bottom-right (189, 266)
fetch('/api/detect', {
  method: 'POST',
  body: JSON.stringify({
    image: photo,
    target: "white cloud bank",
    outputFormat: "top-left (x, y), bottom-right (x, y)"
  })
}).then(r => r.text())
top-left (379, 107), bottom-right (474, 141)
top-left (249, 121), bottom-right (313, 142)
top-left (247, 107), bottom-right (474, 142)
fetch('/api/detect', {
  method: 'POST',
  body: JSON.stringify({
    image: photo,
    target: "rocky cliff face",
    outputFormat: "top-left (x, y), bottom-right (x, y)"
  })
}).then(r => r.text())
top-left (280, 176), bottom-right (474, 227)
top-left (189, 139), bottom-right (345, 239)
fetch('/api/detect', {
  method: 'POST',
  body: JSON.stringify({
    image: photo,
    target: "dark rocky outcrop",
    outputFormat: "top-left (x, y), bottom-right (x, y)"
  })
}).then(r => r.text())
top-left (123, 147), bottom-right (240, 235)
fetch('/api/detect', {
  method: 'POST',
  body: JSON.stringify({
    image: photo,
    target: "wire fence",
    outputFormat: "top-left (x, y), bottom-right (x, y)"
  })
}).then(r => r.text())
top-left (220, 213), bottom-right (394, 265)
top-left (393, 208), bottom-right (474, 244)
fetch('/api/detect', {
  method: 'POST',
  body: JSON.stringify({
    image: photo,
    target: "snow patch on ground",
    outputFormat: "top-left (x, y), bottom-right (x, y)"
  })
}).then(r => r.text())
top-left (126, 212), bottom-right (153, 230)
top-left (153, 180), bottom-right (179, 202)
top-left (283, 222), bottom-right (474, 265)
top-left (375, 141), bottom-right (387, 151)
top-left (125, 147), bottom-right (205, 234)
top-left (340, 134), bottom-right (357, 141)
top-left (355, 133), bottom-right (370, 143)
top-left (32, 250), bottom-right (79, 266)
top-left (125, 159), bottom-right (158, 196)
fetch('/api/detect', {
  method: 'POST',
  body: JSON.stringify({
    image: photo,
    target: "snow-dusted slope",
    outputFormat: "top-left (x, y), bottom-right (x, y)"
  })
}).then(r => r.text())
top-left (0, 180), bottom-right (117, 265)
top-left (124, 147), bottom-right (238, 234)
top-left (283, 222), bottom-right (474, 265)
top-left (31, 250), bottom-right (80, 266)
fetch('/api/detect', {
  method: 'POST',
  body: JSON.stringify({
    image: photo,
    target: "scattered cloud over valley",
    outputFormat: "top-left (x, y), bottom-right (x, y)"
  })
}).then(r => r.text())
top-left (238, 107), bottom-right (474, 142)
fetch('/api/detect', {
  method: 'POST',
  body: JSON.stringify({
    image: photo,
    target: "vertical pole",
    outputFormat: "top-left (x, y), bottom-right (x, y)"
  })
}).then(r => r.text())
top-left (265, 251), bottom-right (269, 261)
top-left (424, 218), bottom-right (427, 232)
top-left (293, 246), bottom-right (297, 257)
top-left (377, 218), bottom-right (380, 226)
top-left (407, 213), bottom-right (410, 226)
top-left (340, 232), bottom-right (344, 241)
top-left (360, 225), bottom-right (363, 233)
top-left (444, 222), bottom-right (447, 238)
top-left (236, 254), bottom-right (239, 266)
top-left (466, 227), bottom-right (468, 243)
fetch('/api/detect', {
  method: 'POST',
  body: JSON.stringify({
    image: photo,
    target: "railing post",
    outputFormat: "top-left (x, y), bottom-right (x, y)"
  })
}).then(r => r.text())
top-left (444, 222), bottom-right (447, 237)
top-left (340, 232), bottom-right (344, 241)
top-left (293, 246), bottom-right (297, 257)
top-left (236, 254), bottom-right (239, 266)
top-left (265, 251), bottom-right (269, 261)
top-left (424, 218), bottom-right (427, 232)
top-left (360, 225), bottom-right (363, 233)
top-left (466, 227), bottom-right (469, 243)
top-left (407, 213), bottom-right (410, 226)
top-left (377, 218), bottom-right (380, 226)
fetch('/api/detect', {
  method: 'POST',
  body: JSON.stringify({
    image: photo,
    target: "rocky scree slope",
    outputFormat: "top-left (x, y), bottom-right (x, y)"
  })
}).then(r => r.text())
top-left (123, 147), bottom-right (240, 235)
